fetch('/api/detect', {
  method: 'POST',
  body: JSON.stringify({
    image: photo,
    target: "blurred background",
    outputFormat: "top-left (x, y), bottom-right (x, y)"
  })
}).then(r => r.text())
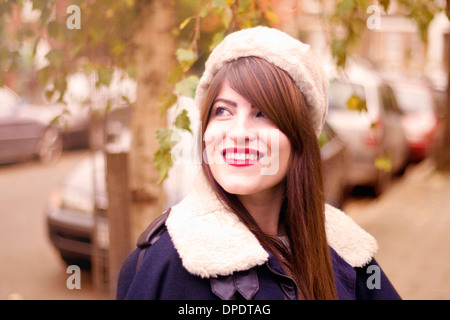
top-left (1, 0), bottom-right (449, 300)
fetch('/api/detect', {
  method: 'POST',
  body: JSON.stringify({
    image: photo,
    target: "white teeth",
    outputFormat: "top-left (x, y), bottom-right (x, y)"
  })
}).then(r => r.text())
top-left (225, 153), bottom-right (258, 161)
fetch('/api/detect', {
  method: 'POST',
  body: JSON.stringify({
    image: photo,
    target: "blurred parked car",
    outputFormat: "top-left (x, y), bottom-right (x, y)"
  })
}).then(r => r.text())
top-left (320, 121), bottom-right (347, 207)
top-left (0, 86), bottom-right (63, 164)
top-left (326, 63), bottom-right (409, 195)
top-left (385, 76), bottom-right (440, 161)
top-left (46, 100), bottom-right (347, 266)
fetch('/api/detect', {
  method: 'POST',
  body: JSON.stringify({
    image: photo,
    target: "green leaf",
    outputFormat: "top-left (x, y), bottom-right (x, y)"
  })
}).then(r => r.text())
top-left (54, 76), bottom-right (67, 102)
top-left (45, 89), bottom-right (55, 101)
top-left (97, 66), bottom-right (114, 87)
top-left (167, 65), bottom-right (183, 86)
top-left (47, 20), bottom-right (65, 41)
top-left (375, 153), bottom-right (392, 172)
top-left (331, 39), bottom-right (347, 67)
top-left (175, 75), bottom-right (199, 98)
top-left (45, 49), bottom-right (63, 68)
top-left (50, 114), bottom-right (61, 125)
top-left (218, 6), bottom-right (232, 29)
top-left (212, 0), bottom-right (228, 9)
top-left (346, 94), bottom-right (367, 112)
top-left (209, 31), bottom-right (225, 51)
top-left (175, 48), bottom-right (195, 71)
top-left (199, 6), bottom-right (209, 18)
top-left (176, 48), bottom-right (195, 63)
top-left (337, 0), bottom-right (356, 17)
top-left (154, 128), bottom-right (178, 183)
top-left (37, 65), bottom-right (53, 86)
top-left (238, 0), bottom-right (252, 14)
top-left (179, 16), bottom-right (194, 30)
top-left (158, 92), bottom-right (178, 117)
top-left (265, 8), bottom-right (279, 25)
top-left (174, 109), bottom-right (192, 133)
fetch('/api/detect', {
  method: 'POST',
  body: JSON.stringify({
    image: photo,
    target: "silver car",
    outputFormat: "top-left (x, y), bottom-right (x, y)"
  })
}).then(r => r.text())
top-left (326, 64), bottom-right (409, 195)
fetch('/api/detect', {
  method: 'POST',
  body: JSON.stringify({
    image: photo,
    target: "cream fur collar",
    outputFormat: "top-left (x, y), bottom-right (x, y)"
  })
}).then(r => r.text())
top-left (165, 174), bottom-right (378, 278)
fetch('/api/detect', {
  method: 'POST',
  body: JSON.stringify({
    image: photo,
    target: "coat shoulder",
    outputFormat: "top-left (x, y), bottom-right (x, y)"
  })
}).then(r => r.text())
top-left (325, 204), bottom-right (378, 268)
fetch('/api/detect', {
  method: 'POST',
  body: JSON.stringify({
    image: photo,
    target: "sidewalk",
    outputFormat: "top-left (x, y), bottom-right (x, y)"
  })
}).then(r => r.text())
top-left (343, 159), bottom-right (450, 300)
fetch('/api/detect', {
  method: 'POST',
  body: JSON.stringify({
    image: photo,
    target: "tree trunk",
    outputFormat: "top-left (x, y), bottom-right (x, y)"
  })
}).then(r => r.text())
top-left (128, 0), bottom-right (175, 244)
top-left (436, 31), bottom-right (450, 171)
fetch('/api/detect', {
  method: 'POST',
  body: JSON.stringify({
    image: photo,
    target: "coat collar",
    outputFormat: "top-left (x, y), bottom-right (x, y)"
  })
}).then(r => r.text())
top-left (165, 173), bottom-right (377, 278)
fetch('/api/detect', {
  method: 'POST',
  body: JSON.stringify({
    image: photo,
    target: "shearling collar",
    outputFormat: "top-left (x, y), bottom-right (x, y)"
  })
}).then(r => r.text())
top-left (165, 173), bottom-right (377, 279)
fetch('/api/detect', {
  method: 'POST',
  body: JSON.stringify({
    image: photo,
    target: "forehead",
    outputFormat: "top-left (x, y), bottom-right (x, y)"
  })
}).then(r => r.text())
top-left (214, 82), bottom-right (252, 107)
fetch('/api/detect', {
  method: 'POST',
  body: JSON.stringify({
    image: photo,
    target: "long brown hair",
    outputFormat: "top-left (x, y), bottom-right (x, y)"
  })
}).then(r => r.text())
top-left (200, 56), bottom-right (337, 300)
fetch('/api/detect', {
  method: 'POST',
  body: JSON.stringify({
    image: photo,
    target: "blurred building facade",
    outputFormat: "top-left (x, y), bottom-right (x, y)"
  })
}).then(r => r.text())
top-left (274, 0), bottom-right (449, 91)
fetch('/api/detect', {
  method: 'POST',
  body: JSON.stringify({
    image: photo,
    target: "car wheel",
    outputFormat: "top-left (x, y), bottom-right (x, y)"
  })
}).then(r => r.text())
top-left (37, 127), bottom-right (63, 164)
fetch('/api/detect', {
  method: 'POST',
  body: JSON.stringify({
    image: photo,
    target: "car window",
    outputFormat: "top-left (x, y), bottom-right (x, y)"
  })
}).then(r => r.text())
top-left (379, 84), bottom-right (402, 114)
top-left (392, 86), bottom-right (434, 114)
top-left (0, 88), bottom-right (20, 117)
top-left (328, 80), bottom-right (366, 112)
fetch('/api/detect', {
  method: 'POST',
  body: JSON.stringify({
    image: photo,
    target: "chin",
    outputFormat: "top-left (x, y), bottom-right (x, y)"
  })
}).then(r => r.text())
top-left (217, 178), bottom-right (260, 196)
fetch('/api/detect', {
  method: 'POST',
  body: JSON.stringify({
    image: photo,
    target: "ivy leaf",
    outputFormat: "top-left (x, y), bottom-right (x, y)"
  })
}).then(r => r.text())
top-left (375, 153), bottom-right (392, 172)
top-left (97, 66), bottom-right (114, 87)
top-left (154, 128), bottom-right (178, 183)
top-left (219, 6), bottom-right (232, 29)
top-left (346, 94), bottom-right (367, 112)
top-left (337, 0), bottom-right (356, 17)
top-left (179, 16), bottom-right (194, 30)
top-left (45, 49), bottom-right (63, 68)
top-left (54, 76), bottom-right (67, 103)
top-left (265, 8), bottom-right (279, 25)
top-left (331, 39), bottom-right (347, 67)
top-left (174, 109), bottom-right (192, 133)
top-left (209, 31), bottom-right (225, 51)
top-left (176, 48), bottom-right (195, 71)
top-left (175, 75), bottom-right (199, 98)
top-left (158, 92), bottom-right (178, 117)
top-left (37, 65), bottom-right (53, 86)
top-left (167, 65), bottom-right (183, 86)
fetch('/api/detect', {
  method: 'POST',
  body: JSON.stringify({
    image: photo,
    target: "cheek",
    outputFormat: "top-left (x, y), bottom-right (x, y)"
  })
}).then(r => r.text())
top-left (204, 125), bottom-right (225, 162)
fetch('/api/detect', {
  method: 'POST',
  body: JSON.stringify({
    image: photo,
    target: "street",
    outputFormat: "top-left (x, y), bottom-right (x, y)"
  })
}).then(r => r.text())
top-left (344, 160), bottom-right (450, 300)
top-left (1, 150), bottom-right (449, 300)
top-left (0, 150), bottom-right (98, 300)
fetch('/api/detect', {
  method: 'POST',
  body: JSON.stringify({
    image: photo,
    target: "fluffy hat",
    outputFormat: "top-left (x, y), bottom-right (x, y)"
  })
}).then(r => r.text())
top-left (195, 26), bottom-right (329, 137)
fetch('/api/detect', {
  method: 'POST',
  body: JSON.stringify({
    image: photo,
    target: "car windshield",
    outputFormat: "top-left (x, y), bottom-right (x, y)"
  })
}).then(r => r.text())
top-left (328, 80), bottom-right (366, 112)
top-left (393, 87), bottom-right (434, 114)
top-left (0, 88), bottom-right (20, 117)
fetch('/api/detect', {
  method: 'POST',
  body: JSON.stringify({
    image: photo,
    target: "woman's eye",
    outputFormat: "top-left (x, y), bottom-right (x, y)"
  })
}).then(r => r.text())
top-left (215, 107), bottom-right (231, 116)
top-left (256, 111), bottom-right (267, 118)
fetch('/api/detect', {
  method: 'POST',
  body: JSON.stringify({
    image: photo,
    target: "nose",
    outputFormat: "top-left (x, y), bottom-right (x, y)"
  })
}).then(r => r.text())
top-left (227, 116), bottom-right (257, 145)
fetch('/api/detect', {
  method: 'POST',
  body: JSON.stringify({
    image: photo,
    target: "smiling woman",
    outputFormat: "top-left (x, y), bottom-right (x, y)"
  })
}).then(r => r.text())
top-left (117, 26), bottom-right (401, 301)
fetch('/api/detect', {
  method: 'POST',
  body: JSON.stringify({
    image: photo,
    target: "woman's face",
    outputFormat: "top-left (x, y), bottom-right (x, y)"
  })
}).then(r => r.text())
top-left (204, 82), bottom-right (291, 197)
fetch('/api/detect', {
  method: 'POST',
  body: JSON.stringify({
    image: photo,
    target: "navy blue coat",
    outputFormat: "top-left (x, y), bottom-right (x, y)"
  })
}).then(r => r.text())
top-left (117, 226), bottom-right (401, 300)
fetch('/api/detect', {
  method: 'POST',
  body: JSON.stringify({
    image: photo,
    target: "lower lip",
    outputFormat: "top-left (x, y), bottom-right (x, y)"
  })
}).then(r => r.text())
top-left (223, 156), bottom-right (260, 167)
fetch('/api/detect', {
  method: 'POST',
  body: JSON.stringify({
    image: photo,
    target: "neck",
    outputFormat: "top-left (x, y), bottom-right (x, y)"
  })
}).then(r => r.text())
top-left (237, 183), bottom-right (284, 236)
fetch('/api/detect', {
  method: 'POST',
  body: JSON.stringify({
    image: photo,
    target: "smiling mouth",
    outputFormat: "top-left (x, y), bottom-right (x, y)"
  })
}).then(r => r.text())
top-left (222, 147), bottom-right (263, 167)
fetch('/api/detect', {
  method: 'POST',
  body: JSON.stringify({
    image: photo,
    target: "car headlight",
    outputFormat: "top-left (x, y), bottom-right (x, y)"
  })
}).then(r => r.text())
top-left (48, 189), bottom-right (62, 209)
top-left (61, 189), bottom-right (94, 215)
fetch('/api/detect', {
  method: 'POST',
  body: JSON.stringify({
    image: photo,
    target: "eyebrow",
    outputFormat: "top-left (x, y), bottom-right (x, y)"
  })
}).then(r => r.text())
top-left (213, 98), bottom-right (237, 107)
top-left (213, 98), bottom-right (254, 108)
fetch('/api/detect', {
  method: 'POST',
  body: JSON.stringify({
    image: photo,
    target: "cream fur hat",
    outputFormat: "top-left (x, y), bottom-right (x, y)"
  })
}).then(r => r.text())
top-left (195, 26), bottom-right (329, 137)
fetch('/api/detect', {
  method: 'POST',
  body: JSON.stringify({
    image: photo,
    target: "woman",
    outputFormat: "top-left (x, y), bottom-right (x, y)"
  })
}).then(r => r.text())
top-left (117, 26), bottom-right (400, 300)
